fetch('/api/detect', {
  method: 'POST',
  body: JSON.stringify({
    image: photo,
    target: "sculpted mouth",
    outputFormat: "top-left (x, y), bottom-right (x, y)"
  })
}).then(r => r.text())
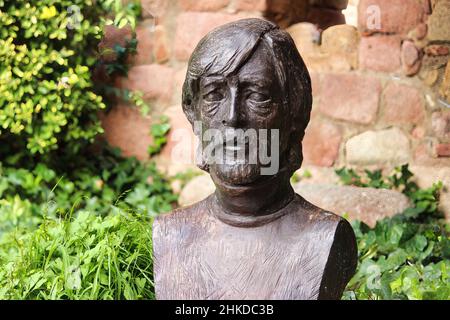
top-left (223, 136), bottom-right (250, 152)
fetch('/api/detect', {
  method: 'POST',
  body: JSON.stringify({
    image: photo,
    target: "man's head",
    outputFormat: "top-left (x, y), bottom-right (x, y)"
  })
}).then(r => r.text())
top-left (182, 18), bottom-right (312, 185)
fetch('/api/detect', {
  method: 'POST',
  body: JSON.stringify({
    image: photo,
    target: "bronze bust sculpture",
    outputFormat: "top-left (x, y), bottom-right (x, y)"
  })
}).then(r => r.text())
top-left (153, 18), bottom-right (357, 300)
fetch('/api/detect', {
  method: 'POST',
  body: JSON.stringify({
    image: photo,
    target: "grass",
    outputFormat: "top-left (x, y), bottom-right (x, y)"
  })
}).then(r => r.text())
top-left (0, 208), bottom-right (154, 299)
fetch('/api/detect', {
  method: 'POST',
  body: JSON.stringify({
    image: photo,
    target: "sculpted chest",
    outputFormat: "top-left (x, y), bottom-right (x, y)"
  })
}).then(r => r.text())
top-left (153, 196), bottom-right (355, 300)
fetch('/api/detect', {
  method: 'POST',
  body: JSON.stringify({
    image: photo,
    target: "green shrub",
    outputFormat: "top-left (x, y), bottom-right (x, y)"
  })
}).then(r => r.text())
top-left (1, 164), bottom-right (448, 300)
top-left (148, 116), bottom-right (171, 156)
top-left (0, 0), bottom-right (178, 300)
top-left (0, 209), bottom-right (154, 299)
top-left (0, 145), bottom-right (177, 226)
top-left (0, 146), bottom-right (177, 299)
top-left (0, 0), bottom-right (139, 155)
top-left (340, 165), bottom-right (450, 300)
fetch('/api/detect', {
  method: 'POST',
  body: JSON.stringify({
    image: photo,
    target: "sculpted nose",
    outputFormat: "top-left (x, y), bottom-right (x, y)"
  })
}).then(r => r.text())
top-left (222, 87), bottom-right (239, 127)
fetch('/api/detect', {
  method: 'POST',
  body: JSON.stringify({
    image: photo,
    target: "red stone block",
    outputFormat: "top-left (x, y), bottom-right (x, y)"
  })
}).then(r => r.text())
top-left (425, 45), bottom-right (450, 56)
top-left (382, 82), bottom-right (425, 125)
top-left (310, 72), bottom-right (321, 98)
top-left (431, 111), bottom-right (450, 140)
top-left (141, 0), bottom-right (168, 19)
top-left (174, 12), bottom-right (245, 61)
top-left (358, 0), bottom-right (425, 35)
top-left (436, 144), bottom-right (450, 157)
top-left (423, 0), bottom-right (432, 14)
top-left (401, 40), bottom-right (421, 76)
top-left (414, 143), bottom-right (450, 166)
top-left (129, 23), bottom-right (155, 65)
top-left (115, 64), bottom-right (175, 104)
top-left (303, 121), bottom-right (342, 167)
top-left (98, 25), bottom-right (133, 62)
top-left (359, 35), bottom-right (401, 72)
top-left (263, 0), bottom-right (309, 29)
top-left (174, 67), bottom-right (188, 104)
top-left (153, 25), bottom-right (170, 63)
top-left (179, 0), bottom-right (230, 11)
top-left (235, 0), bottom-right (267, 11)
top-left (100, 105), bottom-right (153, 161)
top-left (159, 105), bottom-right (196, 164)
top-left (318, 73), bottom-right (381, 124)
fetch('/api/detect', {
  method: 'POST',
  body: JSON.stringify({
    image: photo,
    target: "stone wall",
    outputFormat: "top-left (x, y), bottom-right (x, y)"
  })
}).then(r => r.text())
top-left (294, 0), bottom-right (450, 215)
top-left (299, 0), bottom-right (449, 168)
top-left (100, 0), bottom-right (450, 216)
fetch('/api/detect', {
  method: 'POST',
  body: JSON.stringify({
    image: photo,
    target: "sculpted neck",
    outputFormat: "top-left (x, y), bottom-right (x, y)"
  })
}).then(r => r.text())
top-left (209, 168), bottom-right (295, 225)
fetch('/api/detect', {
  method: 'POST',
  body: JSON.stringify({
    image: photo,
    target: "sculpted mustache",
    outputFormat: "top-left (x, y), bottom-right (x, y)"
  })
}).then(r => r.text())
top-left (207, 135), bottom-right (273, 149)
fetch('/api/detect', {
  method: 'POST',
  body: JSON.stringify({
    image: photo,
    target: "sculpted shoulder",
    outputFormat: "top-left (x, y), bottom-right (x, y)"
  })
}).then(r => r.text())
top-left (152, 195), bottom-right (212, 245)
top-left (291, 194), bottom-right (357, 256)
top-left (286, 194), bottom-right (358, 299)
top-left (287, 194), bottom-right (345, 232)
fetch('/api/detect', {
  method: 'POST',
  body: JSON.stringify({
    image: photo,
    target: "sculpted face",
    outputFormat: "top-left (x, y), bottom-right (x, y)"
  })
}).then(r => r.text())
top-left (197, 45), bottom-right (289, 185)
top-left (182, 18), bottom-right (312, 188)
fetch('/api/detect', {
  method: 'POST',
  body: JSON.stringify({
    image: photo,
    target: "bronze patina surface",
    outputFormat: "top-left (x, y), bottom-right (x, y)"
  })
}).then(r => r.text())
top-left (153, 18), bottom-right (357, 300)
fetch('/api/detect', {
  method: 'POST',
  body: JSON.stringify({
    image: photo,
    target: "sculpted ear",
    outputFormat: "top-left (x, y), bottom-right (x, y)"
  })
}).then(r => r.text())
top-left (182, 78), bottom-right (198, 126)
top-left (182, 102), bottom-right (196, 126)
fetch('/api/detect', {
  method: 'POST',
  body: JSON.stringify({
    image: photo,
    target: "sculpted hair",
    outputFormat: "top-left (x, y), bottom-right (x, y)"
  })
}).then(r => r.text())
top-left (182, 18), bottom-right (312, 175)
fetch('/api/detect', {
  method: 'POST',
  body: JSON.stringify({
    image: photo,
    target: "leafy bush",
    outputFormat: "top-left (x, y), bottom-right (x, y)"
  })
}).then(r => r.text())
top-left (0, 145), bottom-right (177, 227)
top-left (148, 116), bottom-right (171, 156)
top-left (346, 215), bottom-right (450, 300)
top-left (0, 146), bottom-right (176, 299)
top-left (1, 163), bottom-right (448, 299)
top-left (0, 0), bottom-right (177, 300)
top-left (340, 165), bottom-right (450, 300)
top-left (0, 0), bottom-right (139, 155)
top-left (0, 209), bottom-right (154, 299)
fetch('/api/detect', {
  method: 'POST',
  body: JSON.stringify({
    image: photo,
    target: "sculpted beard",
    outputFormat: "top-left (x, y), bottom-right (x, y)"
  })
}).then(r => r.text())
top-left (203, 130), bottom-right (281, 185)
top-left (212, 158), bottom-right (261, 185)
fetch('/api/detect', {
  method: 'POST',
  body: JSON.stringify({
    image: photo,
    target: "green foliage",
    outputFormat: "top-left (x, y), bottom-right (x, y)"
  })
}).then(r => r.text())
top-left (128, 90), bottom-right (151, 116)
top-left (345, 218), bottom-right (450, 300)
top-left (290, 169), bottom-right (312, 184)
top-left (101, 86), bottom-right (151, 116)
top-left (103, 37), bottom-right (138, 76)
top-left (0, 0), bottom-right (140, 155)
top-left (340, 165), bottom-right (450, 300)
top-left (335, 164), bottom-right (420, 195)
top-left (335, 167), bottom-right (391, 189)
top-left (0, 209), bottom-right (154, 299)
top-left (148, 116), bottom-right (171, 156)
top-left (0, 146), bottom-right (176, 299)
top-left (0, 0), bottom-right (176, 301)
top-left (1, 161), bottom-right (449, 299)
top-left (0, 146), bottom-right (177, 221)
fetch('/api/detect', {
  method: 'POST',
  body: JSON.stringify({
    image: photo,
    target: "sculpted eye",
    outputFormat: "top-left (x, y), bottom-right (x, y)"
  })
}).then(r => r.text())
top-left (203, 91), bottom-right (224, 102)
top-left (247, 92), bottom-right (269, 103)
top-left (246, 91), bottom-right (272, 115)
